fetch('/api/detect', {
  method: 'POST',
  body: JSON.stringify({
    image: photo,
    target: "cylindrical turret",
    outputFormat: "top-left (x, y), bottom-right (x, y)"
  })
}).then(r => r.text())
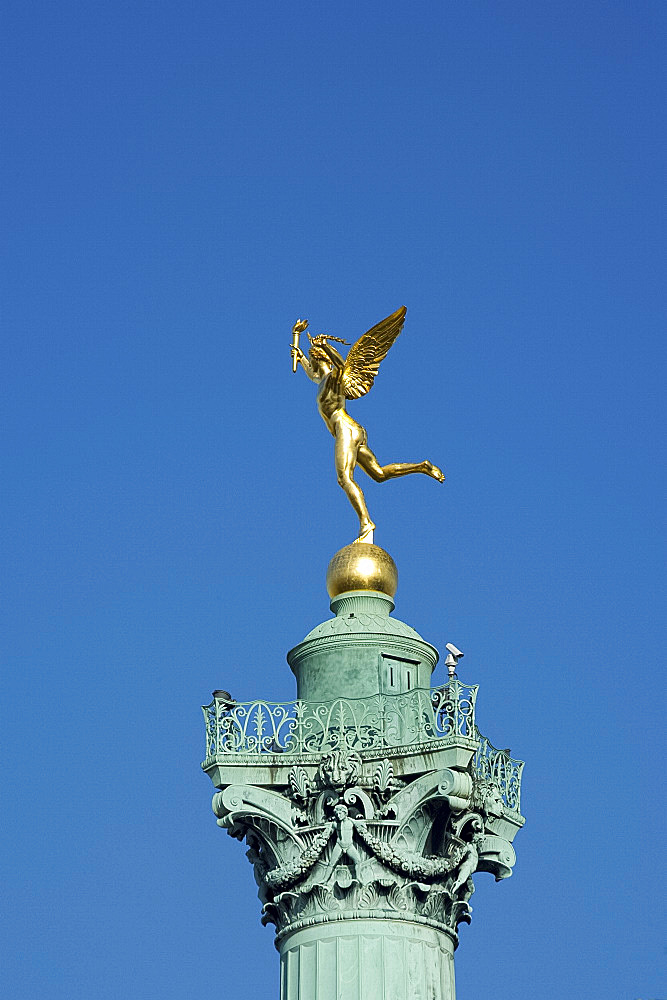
top-left (287, 543), bottom-right (438, 701)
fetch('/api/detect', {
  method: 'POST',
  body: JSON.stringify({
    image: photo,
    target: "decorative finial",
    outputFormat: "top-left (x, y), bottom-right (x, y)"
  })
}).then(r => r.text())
top-left (326, 543), bottom-right (398, 599)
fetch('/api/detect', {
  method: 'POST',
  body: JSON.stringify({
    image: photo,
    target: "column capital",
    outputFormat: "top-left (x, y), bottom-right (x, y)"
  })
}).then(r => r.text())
top-left (213, 749), bottom-right (517, 946)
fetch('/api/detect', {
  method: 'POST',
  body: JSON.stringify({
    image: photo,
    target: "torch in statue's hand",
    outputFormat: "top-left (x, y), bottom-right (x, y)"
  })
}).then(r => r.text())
top-left (291, 318), bottom-right (309, 372)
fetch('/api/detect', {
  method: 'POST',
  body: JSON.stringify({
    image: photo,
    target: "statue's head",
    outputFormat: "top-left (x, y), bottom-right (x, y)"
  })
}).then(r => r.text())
top-left (307, 334), bottom-right (327, 362)
top-left (333, 804), bottom-right (348, 821)
top-left (307, 332), bottom-right (349, 366)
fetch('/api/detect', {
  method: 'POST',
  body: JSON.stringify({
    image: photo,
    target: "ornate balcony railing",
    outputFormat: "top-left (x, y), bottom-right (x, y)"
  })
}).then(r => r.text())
top-left (473, 735), bottom-right (524, 814)
top-left (202, 682), bottom-right (478, 761)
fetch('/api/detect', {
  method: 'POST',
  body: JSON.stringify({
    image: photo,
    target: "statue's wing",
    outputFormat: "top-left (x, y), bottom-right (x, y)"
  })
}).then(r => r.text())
top-left (341, 306), bottom-right (407, 400)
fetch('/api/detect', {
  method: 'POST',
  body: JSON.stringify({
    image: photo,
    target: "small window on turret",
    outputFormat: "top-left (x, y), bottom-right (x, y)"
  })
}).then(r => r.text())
top-left (380, 653), bottom-right (420, 694)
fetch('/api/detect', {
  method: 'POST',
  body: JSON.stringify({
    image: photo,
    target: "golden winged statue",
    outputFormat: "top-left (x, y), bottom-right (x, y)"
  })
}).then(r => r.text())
top-left (291, 306), bottom-right (444, 544)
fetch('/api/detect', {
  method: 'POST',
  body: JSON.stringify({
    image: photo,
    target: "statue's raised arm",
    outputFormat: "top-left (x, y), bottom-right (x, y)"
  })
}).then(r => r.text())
top-left (293, 306), bottom-right (444, 545)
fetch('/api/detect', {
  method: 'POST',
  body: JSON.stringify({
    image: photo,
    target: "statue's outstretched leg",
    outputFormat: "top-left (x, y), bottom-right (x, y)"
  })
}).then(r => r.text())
top-left (357, 446), bottom-right (445, 483)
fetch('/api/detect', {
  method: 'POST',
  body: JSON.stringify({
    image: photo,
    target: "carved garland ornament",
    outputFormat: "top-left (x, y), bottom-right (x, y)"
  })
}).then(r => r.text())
top-left (353, 821), bottom-right (464, 880)
top-left (264, 822), bottom-right (334, 891)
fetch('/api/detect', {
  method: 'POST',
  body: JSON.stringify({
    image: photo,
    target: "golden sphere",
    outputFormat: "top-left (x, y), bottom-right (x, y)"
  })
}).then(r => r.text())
top-left (326, 543), bottom-right (398, 599)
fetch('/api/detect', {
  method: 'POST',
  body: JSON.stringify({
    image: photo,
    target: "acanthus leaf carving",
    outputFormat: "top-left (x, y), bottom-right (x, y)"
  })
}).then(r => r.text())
top-left (288, 765), bottom-right (311, 804)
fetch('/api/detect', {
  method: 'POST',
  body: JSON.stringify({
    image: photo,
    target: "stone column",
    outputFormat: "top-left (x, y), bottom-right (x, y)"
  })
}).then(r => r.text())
top-left (203, 544), bottom-right (524, 999)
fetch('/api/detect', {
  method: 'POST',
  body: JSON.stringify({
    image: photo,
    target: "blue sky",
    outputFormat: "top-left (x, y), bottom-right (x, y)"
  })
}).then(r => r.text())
top-left (1, 2), bottom-right (664, 998)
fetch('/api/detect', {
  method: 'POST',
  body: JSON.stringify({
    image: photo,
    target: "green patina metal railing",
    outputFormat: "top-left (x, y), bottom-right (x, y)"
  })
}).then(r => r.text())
top-left (473, 735), bottom-right (524, 814)
top-left (202, 682), bottom-right (477, 758)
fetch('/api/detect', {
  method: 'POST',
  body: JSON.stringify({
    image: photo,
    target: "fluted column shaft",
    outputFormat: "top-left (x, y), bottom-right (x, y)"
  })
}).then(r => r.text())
top-left (279, 919), bottom-right (455, 1000)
